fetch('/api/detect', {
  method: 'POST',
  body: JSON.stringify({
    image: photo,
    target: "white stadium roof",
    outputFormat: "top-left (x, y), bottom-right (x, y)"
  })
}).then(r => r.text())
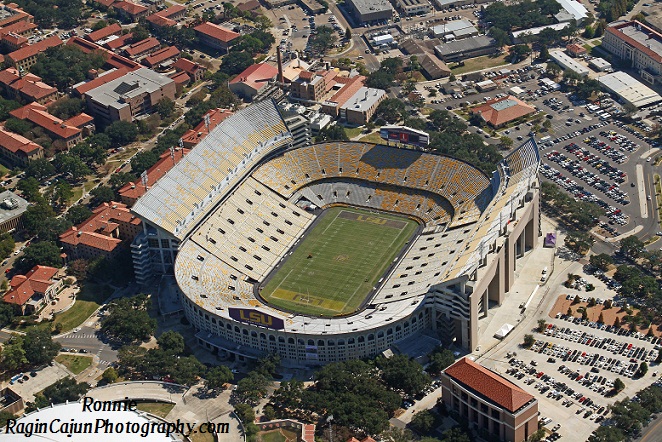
top-left (1, 402), bottom-right (180, 441)
top-left (132, 99), bottom-right (291, 239)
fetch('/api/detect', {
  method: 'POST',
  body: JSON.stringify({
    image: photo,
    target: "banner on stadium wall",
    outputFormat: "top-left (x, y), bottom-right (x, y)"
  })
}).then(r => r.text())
top-left (228, 308), bottom-right (285, 330)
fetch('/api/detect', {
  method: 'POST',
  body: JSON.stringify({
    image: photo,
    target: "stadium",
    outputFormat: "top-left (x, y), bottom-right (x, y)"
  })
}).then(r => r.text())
top-left (132, 100), bottom-right (540, 365)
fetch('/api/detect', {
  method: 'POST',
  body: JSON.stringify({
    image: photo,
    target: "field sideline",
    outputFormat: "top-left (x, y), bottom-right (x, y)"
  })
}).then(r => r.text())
top-left (260, 207), bottom-right (418, 316)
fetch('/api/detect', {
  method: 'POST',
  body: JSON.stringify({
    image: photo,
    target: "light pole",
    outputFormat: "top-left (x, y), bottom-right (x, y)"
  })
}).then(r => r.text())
top-left (327, 415), bottom-right (334, 442)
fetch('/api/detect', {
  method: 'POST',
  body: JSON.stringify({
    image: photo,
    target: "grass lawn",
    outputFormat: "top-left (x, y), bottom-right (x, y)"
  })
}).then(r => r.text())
top-left (55, 354), bottom-right (92, 375)
top-left (0, 163), bottom-right (9, 178)
top-left (258, 429), bottom-right (299, 442)
top-left (136, 402), bottom-right (175, 418)
top-left (449, 54), bottom-right (508, 75)
top-left (419, 107), bottom-right (433, 116)
top-left (79, 282), bottom-right (114, 304)
top-left (344, 126), bottom-right (364, 139)
top-left (260, 207), bottom-right (418, 316)
top-left (189, 431), bottom-right (215, 442)
top-left (358, 132), bottom-right (383, 144)
top-left (53, 300), bottom-right (99, 333)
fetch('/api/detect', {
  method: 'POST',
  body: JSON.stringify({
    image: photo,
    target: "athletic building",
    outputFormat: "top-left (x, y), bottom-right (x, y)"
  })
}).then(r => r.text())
top-left (131, 100), bottom-right (540, 365)
top-left (441, 358), bottom-right (539, 442)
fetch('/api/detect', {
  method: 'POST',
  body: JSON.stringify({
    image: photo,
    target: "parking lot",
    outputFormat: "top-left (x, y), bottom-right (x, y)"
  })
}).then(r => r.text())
top-left (8, 363), bottom-right (71, 403)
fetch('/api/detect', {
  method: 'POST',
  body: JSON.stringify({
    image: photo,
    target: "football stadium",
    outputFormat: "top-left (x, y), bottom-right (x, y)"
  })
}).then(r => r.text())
top-left (132, 100), bottom-right (540, 365)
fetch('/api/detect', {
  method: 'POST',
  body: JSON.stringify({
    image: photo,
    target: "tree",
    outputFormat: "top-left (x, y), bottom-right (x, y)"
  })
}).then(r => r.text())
top-left (38, 377), bottom-right (89, 405)
top-left (256, 354), bottom-right (280, 377)
top-left (236, 371), bottom-right (270, 404)
top-left (105, 121), bottom-right (138, 147)
top-left (449, 73), bottom-right (456, 82)
top-left (509, 44), bottom-right (531, 63)
top-left (527, 428), bottom-right (546, 442)
top-left (582, 309), bottom-right (588, 320)
top-left (0, 232), bottom-right (15, 262)
top-left (25, 158), bottom-right (56, 181)
top-left (16, 241), bottom-right (62, 272)
top-left (590, 253), bottom-right (613, 271)
top-left (130, 151), bottom-right (160, 175)
top-left (489, 27), bottom-right (510, 47)
top-left (588, 297), bottom-right (597, 307)
top-left (567, 307), bottom-right (573, 316)
top-left (377, 354), bottom-right (431, 395)
top-left (234, 403), bottom-right (255, 425)
top-left (4, 117), bottom-right (33, 136)
top-left (374, 98), bottom-right (406, 124)
top-left (157, 331), bottom-right (185, 354)
top-left (31, 46), bottom-right (105, 90)
top-left (441, 427), bottom-right (471, 442)
top-left (53, 153), bottom-right (92, 181)
top-left (49, 98), bottom-right (84, 120)
top-left (427, 347), bottom-right (455, 375)
top-left (131, 25), bottom-right (150, 42)
top-left (499, 136), bottom-right (514, 150)
top-left (156, 97), bottom-right (175, 118)
top-left (587, 426), bottom-right (626, 442)
top-left (0, 411), bottom-right (16, 429)
top-left (584, 25), bottom-right (595, 38)
top-left (169, 355), bottom-right (205, 385)
top-left (66, 205), bottom-right (93, 225)
top-left (523, 334), bottom-right (535, 348)
top-left (565, 231), bottom-right (594, 255)
top-left (614, 316), bottom-right (621, 328)
top-left (0, 302), bottom-right (15, 328)
top-left (345, 27), bottom-right (351, 40)
top-left (50, 181), bottom-right (73, 207)
top-left (598, 312), bottom-right (605, 324)
top-left (308, 25), bottom-right (337, 54)
top-left (219, 51), bottom-right (254, 76)
top-left (205, 366), bottom-right (234, 391)
top-left (90, 186), bottom-right (116, 206)
top-left (410, 410), bottom-right (436, 435)
top-left (539, 45), bottom-right (550, 61)
top-left (92, 20), bottom-right (107, 31)
top-left (537, 319), bottom-right (547, 332)
top-left (100, 295), bottom-right (157, 343)
top-left (315, 124), bottom-right (349, 142)
top-left (620, 235), bottom-right (645, 259)
top-left (637, 361), bottom-right (648, 377)
top-left (263, 405), bottom-right (276, 421)
top-left (613, 377), bottom-right (625, 392)
top-left (23, 327), bottom-right (61, 366)
top-left (0, 338), bottom-right (27, 371)
top-left (102, 367), bottom-right (119, 384)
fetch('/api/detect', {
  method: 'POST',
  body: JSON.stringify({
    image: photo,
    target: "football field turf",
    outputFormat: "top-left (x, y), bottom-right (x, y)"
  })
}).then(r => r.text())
top-left (260, 207), bottom-right (419, 316)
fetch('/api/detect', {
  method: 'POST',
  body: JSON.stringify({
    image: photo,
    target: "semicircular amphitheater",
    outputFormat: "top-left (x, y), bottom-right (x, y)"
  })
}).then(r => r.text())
top-left (132, 99), bottom-right (541, 365)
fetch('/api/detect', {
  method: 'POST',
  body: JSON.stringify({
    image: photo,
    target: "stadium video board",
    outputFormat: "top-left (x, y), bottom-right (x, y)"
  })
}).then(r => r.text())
top-left (229, 308), bottom-right (285, 330)
top-left (379, 126), bottom-right (430, 147)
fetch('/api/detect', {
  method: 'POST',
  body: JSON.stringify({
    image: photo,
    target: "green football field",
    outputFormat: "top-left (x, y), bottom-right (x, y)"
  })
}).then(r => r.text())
top-left (260, 207), bottom-right (419, 316)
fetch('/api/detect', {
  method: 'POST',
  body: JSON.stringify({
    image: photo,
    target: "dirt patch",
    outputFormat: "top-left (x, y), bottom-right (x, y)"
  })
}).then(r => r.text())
top-left (549, 295), bottom-right (661, 336)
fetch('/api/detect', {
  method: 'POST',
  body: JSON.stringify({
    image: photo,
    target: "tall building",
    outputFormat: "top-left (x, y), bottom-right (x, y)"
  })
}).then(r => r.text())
top-left (441, 358), bottom-right (539, 442)
top-left (603, 21), bottom-right (662, 85)
top-left (83, 67), bottom-right (176, 123)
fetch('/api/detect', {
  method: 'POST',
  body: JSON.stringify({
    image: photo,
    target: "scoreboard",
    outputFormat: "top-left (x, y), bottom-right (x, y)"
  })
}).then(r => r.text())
top-left (379, 125), bottom-right (430, 147)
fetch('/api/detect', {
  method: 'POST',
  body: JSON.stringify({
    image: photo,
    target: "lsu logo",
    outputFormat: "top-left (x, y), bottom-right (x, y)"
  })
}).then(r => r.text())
top-left (357, 215), bottom-right (387, 225)
top-left (240, 310), bottom-right (273, 326)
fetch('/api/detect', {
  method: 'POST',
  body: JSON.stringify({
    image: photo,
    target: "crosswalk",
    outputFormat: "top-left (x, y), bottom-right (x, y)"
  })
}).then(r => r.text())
top-left (61, 334), bottom-right (96, 339)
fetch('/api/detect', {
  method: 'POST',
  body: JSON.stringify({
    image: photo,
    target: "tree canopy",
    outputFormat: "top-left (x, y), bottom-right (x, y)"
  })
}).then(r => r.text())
top-left (100, 294), bottom-right (156, 343)
top-left (31, 46), bottom-right (105, 90)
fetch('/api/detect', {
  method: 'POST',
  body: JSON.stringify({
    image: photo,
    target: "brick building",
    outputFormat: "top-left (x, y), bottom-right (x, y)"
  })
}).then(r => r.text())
top-left (194, 22), bottom-right (240, 53)
top-left (59, 202), bottom-right (142, 261)
top-left (441, 358), bottom-right (539, 442)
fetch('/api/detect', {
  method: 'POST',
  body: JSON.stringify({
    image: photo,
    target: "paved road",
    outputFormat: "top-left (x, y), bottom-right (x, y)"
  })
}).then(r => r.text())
top-left (638, 411), bottom-right (662, 442)
top-left (56, 324), bottom-right (118, 368)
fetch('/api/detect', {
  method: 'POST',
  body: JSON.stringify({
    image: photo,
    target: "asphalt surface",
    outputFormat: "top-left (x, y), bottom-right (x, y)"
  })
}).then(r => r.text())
top-left (56, 324), bottom-right (118, 369)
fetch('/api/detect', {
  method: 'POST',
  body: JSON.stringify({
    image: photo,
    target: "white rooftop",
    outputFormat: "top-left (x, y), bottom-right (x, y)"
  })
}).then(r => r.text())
top-left (550, 50), bottom-right (590, 76)
top-left (340, 87), bottom-right (386, 113)
top-left (83, 68), bottom-right (174, 111)
top-left (598, 71), bottom-right (662, 108)
top-left (555, 0), bottom-right (588, 21)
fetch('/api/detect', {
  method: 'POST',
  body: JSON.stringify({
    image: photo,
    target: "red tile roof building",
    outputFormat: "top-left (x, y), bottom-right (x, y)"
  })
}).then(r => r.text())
top-left (142, 45), bottom-right (180, 68)
top-left (172, 58), bottom-right (206, 82)
top-left (603, 20), bottom-right (662, 85)
top-left (119, 149), bottom-right (189, 205)
top-left (146, 3), bottom-right (186, 28)
top-left (168, 71), bottom-right (191, 90)
top-left (111, 1), bottom-right (149, 22)
top-left (103, 32), bottom-right (133, 50)
top-left (124, 37), bottom-right (160, 59)
top-left (85, 23), bottom-right (123, 43)
top-left (4, 265), bottom-right (62, 314)
top-left (320, 74), bottom-right (366, 117)
top-left (0, 68), bottom-right (57, 104)
top-left (10, 103), bottom-right (93, 149)
top-left (471, 95), bottom-right (536, 128)
top-left (194, 22), bottom-right (240, 53)
top-left (441, 358), bottom-right (538, 442)
top-left (566, 43), bottom-right (587, 57)
top-left (7, 35), bottom-right (62, 71)
top-left (0, 3), bottom-right (33, 29)
top-left (59, 202), bottom-right (143, 261)
top-left (229, 63), bottom-right (278, 100)
top-left (67, 37), bottom-right (141, 72)
top-left (181, 108), bottom-right (233, 147)
top-left (0, 126), bottom-right (43, 166)
top-left (72, 67), bottom-right (130, 96)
